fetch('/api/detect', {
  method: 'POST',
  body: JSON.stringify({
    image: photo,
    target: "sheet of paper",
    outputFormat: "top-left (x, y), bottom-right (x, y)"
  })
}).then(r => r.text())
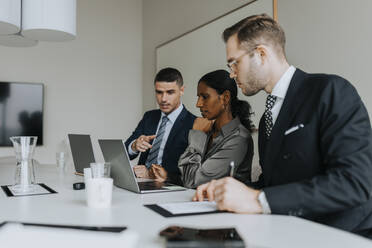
top-left (8, 184), bottom-right (51, 196)
top-left (158, 201), bottom-right (218, 215)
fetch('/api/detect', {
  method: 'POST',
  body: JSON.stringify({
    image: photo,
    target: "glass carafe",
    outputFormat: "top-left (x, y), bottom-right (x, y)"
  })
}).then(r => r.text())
top-left (10, 136), bottom-right (38, 192)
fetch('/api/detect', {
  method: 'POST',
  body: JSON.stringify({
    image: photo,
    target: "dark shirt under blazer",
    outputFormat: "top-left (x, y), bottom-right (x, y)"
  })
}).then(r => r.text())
top-left (124, 106), bottom-right (196, 185)
top-left (256, 69), bottom-right (372, 234)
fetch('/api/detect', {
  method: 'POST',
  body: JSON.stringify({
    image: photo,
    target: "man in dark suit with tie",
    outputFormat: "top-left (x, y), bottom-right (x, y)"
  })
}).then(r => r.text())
top-left (125, 67), bottom-right (196, 185)
top-left (194, 14), bottom-right (372, 237)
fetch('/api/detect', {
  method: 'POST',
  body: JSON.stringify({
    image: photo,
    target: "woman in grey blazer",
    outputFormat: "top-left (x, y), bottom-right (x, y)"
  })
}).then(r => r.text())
top-left (177, 70), bottom-right (254, 188)
top-left (151, 70), bottom-right (254, 188)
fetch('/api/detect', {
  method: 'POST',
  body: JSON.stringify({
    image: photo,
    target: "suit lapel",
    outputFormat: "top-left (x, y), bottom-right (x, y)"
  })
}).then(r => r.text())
top-left (139, 110), bottom-right (161, 164)
top-left (262, 69), bottom-right (308, 185)
top-left (258, 115), bottom-right (267, 164)
top-left (148, 110), bottom-right (161, 137)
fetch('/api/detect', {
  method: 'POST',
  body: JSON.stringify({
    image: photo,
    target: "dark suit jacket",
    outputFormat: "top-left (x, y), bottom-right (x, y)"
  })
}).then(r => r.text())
top-left (256, 69), bottom-right (372, 234)
top-left (125, 106), bottom-right (196, 185)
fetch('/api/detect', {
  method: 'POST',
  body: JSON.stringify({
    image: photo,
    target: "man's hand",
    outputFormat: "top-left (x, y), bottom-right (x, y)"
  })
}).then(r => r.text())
top-left (193, 177), bottom-right (263, 214)
top-left (214, 177), bottom-right (262, 214)
top-left (193, 180), bottom-right (217, 201)
top-left (131, 135), bottom-right (156, 153)
top-left (193, 117), bottom-right (214, 133)
top-left (150, 164), bottom-right (167, 182)
top-left (133, 165), bottom-right (151, 178)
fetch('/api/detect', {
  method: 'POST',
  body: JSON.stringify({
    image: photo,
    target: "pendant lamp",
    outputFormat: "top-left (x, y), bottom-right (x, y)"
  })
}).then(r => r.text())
top-left (21, 0), bottom-right (76, 42)
top-left (0, 0), bottom-right (21, 35)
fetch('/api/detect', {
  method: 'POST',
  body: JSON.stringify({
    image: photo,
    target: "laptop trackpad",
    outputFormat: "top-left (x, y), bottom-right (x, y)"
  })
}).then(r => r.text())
top-left (136, 178), bottom-right (155, 183)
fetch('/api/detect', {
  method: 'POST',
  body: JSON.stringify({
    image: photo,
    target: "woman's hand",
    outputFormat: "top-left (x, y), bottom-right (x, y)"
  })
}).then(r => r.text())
top-left (150, 164), bottom-right (167, 182)
top-left (193, 117), bottom-right (214, 133)
top-left (133, 165), bottom-right (151, 178)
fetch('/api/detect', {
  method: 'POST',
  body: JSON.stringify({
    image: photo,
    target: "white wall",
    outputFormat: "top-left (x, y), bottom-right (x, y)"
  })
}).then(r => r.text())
top-left (142, 0), bottom-right (250, 111)
top-left (0, 0), bottom-right (143, 164)
top-left (156, 0), bottom-right (270, 122)
top-left (278, 0), bottom-right (372, 120)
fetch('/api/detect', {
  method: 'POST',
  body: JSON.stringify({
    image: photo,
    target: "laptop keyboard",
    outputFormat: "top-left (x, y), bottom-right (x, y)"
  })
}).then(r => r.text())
top-left (138, 181), bottom-right (167, 191)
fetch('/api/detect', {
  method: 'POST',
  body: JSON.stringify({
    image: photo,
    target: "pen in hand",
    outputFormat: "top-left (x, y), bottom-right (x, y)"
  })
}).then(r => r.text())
top-left (230, 161), bottom-right (235, 177)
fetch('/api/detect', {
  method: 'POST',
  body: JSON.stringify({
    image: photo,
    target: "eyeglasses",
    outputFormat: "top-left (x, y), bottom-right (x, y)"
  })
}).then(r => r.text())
top-left (226, 46), bottom-right (258, 72)
top-left (226, 52), bottom-right (248, 72)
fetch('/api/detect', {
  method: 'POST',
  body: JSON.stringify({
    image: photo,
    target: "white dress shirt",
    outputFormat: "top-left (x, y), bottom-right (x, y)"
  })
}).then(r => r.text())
top-left (269, 65), bottom-right (296, 125)
top-left (128, 104), bottom-right (184, 165)
top-left (259, 66), bottom-right (296, 214)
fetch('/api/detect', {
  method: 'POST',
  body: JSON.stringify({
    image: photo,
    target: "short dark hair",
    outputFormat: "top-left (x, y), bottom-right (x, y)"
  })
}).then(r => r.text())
top-left (154, 67), bottom-right (183, 86)
top-left (223, 14), bottom-right (286, 57)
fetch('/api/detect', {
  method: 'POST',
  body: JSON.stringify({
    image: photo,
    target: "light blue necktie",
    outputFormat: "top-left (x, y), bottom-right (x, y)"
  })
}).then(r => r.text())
top-left (145, 116), bottom-right (169, 168)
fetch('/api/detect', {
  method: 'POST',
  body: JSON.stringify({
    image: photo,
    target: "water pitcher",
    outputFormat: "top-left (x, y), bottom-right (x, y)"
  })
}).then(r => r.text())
top-left (10, 136), bottom-right (38, 192)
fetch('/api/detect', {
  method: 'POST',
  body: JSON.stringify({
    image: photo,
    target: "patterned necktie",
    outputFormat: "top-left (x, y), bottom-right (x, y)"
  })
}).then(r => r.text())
top-left (145, 116), bottom-right (169, 168)
top-left (264, 94), bottom-right (277, 139)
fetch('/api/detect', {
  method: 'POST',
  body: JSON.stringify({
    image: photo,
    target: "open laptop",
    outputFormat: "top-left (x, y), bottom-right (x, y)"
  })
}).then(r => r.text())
top-left (98, 139), bottom-right (186, 194)
top-left (68, 134), bottom-right (96, 174)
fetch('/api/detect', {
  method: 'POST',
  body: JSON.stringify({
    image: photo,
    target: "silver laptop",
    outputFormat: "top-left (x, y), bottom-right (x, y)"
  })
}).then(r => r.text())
top-left (68, 134), bottom-right (96, 174)
top-left (98, 139), bottom-right (186, 194)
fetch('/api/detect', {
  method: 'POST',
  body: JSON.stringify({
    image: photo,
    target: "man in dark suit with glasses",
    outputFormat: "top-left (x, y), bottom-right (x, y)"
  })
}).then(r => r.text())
top-left (194, 14), bottom-right (372, 238)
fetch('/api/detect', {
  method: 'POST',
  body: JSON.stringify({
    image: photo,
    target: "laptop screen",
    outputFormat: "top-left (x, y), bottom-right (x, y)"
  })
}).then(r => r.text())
top-left (68, 134), bottom-right (96, 173)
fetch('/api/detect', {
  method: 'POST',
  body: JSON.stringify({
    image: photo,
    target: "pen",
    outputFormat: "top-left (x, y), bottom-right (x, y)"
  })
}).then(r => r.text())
top-left (284, 123), bottom-right (305, 135)
top-left (230, 161), bottom-right (235, 177)
top-left (0, 222), bottom-right (127, 233)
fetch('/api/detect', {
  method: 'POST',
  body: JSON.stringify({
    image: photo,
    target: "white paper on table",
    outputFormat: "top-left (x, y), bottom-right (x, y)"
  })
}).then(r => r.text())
top-left (8, 184), bottom-right (51, 196)
top-left (158, 201), bottom-right (218, 215)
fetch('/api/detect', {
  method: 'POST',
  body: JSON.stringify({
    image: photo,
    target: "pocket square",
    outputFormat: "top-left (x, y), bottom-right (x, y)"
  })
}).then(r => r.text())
top-left (285, 124), bottom-right (304, 135)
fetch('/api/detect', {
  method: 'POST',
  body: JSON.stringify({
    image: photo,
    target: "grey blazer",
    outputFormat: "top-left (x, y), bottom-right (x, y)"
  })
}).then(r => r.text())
top-left (178, 117), bottom-right (253, 188)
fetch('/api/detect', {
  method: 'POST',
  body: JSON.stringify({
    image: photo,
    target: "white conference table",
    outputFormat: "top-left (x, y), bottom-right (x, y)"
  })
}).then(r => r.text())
top-left (0, 164), bottom-right (371, 248)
